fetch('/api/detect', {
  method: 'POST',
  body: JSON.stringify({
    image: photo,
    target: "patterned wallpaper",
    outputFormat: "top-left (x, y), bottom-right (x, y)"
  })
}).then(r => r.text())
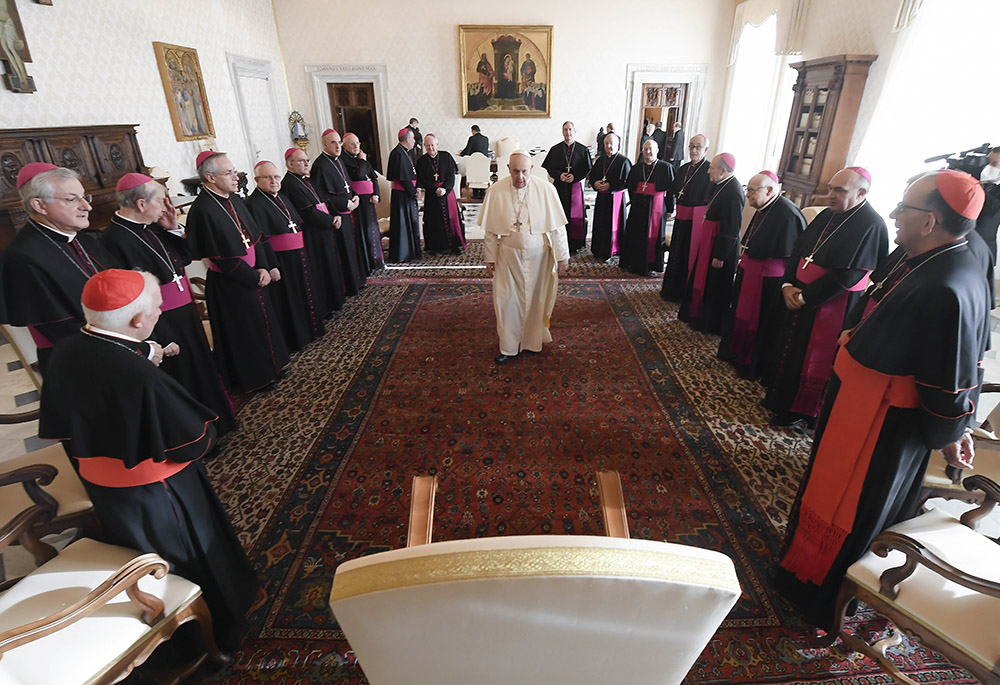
top-left (0, 0), bottom-right (289, 195)
top-left (273, 0), bottom-right (738, 168)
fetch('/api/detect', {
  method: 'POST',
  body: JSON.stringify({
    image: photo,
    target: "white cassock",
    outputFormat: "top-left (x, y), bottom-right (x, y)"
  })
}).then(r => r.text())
top-left (480, 175), bottom-right (569, 355)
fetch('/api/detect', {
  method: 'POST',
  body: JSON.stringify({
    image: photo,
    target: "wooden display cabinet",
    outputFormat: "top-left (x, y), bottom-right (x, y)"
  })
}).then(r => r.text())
top-left (778, 54), bottom-right (877, 208)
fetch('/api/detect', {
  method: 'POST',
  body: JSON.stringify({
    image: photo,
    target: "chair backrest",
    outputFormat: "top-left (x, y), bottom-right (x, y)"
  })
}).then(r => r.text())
top-left (465, 153), bottom-right (491, 185)
top-left (494, 137), bottom-right (520, 161)
top-left (330, 534), bottom-right (740, 685)
top-left (801, 205), bottom-right (826, 223)
top-left (1, 325), bottom-right (41, 392)
top-left (376, 175), bottom-right (392, 220)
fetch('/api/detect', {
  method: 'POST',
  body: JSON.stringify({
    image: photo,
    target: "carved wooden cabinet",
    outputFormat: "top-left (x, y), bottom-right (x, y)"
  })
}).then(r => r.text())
top-left (778, 55), bottom-right (877, 208)
top-left (0, 124), bottom-right (148, 250)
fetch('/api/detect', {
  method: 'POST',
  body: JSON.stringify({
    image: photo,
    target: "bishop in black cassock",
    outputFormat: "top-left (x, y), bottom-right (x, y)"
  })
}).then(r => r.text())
top-left (312, 130), bottom-right (364, 294)
top-left (186, 152), bottom-right (289, 394)
top-left (718, 173), bottom-right (805, 379)
top-left (679, 154), bottom-right (744, 334)
top-left (0, 164), bottom-right (117, 373)
top-left (541, 122), bottom-right (592, 254)
top-left (588, 134), bottom-right (631, 262)
top-left (774, 171), bottom-right (990, 632)
top-left (247, 162), bottom-right (324, 351)
top-left (342, 133), bottom-right (385, 273)
top-left (388, 128), bottom-right (421, 263)
top-left (662, 147), bottom-right (714, 301)
top-left (620, 143), bottom-right (675, 275)
top-left (416, 135), bottom-right (466, 255)
top-left (39, 269), bottom-right (259, 651)
top-left (281, 147), bottom-right (346, 318)
top-left (101, 173), bottom-right (236, 436)
top-left (763, 168), bottom-right (888, 425)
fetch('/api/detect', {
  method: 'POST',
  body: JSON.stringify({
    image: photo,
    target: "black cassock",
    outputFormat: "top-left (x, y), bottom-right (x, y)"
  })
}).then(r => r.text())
top-left (246, 189), bottom-right (325, 351)
top-left (416, 151), bottom-right (465, 255)
top-left (186, 189), bottom-right (289, 394)
top-left (39, 329), bottom-right (259, 650)
top-left (343, 151), bottom-right (386, 273)
top-left (621, 161), bottom-right (676, 275)
top-left (775, 239), bottom-right (989, 631)
top-left (281, 172), bottom-right (346, 317)
top-left (763, 202), bottom-right (887, 421)
top-left (587, 153), bottom-right (631, 262)
top-left (101, 216), bottom-right (236, 436)
top-left (541, 141), bottom-right (592, 253)
top-left (0, 221), bottom-right (116, 373)
top-left (718, 195), bottom-right (805, 379)
top-left (387, 144), bottom-right (421, 263)
top-left (679, 176), bottom-right (745, 334)
top-left (311, 153), bottom-right (364, 294)
top-left (661, 160), bottom-right (713, 301)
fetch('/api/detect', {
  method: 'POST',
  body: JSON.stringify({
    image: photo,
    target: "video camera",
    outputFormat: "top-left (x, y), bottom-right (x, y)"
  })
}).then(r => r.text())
top-left (924, 143), bottom-right (993, 178)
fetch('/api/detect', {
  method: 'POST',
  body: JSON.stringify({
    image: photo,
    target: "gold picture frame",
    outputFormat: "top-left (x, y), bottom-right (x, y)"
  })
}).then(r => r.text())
top-left (152, 41), bottom-right (215, 141)
top-left (459, 25), bottom-right (552, 118)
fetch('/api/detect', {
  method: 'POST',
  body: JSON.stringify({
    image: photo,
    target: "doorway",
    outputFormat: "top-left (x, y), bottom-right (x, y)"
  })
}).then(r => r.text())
top-left (635, 83), bottom-right (687, 160)
top-left (328, 83), bottom-right (382, 174)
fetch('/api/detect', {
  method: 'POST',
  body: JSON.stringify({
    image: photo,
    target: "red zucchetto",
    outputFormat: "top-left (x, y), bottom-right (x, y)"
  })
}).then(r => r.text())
top-left (720, 152), bottom-right (736, 170)
top-left (935, 170), bottom-right (986, 220)
top-left (196, 150), bottom-right (223, 168)
top-left (758, 170), bottom-right (779, 184)
top-left (116, 173), bottom-right (153, 192)
top-left (284, 147), bottom-right (299, 160)
top-left (16, 162), bottom-right (59, 189)
top-left (253, 160), bottom-right (273, 170)
top-left (846, 166), bottom-right (871, 184)
top-left (398, 128), bottom-right (411, 141)
top-left (322, 128), bottom-right (336, 138)
top-left (81, 269), bottom-right (146, 311)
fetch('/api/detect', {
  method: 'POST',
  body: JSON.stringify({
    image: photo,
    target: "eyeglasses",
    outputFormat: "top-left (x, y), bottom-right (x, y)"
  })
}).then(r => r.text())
top-left (256, 175), bottom-right (282, 181)
top-left (746, 186), bottom-right (763, 193)
top-left (49, 194), bottom-right (92, 206)
top-left (895, 202), bottom-right (933, 214)
top-left (689, 144), bottom-right (704, 149)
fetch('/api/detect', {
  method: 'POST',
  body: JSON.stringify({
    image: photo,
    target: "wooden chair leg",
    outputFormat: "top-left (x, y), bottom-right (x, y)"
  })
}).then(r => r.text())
top-left (596, 470), bottom-right (630, 539)
top-left (407, 475), bottom-right (437, 547)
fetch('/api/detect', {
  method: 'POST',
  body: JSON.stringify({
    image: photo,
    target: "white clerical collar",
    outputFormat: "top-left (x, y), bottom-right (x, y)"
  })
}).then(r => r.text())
top-left (33, 219), bottom-right (77, 242)
top-left (84, 324), bottom-right (144, 344)
top-left (759, 193), bottom-right (780, 211)
top-left (204, 186), bottom-right (231, 200)
top-left (114, 211), bottom-right (148, 228)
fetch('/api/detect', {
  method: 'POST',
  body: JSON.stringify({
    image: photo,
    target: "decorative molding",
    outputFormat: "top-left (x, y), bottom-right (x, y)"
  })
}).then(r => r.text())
top-left (892, 0), bottom-right (923, 32)
top-left (305, 64), bottom-right (391, 170)
top-left (226, 52), bottom-right (286, 171)
top-left (623, 64), bottom-right (708, 160)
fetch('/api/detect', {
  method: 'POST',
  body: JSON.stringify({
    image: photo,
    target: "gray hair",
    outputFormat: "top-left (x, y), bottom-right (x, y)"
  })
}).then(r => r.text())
top-left (116, 181), bottom-right (161, 210)
top-left (19, 167), bottom-right (81, 213)
top-left (83, 270), bottom-right (160, 330)
top-left (197, 153), bottom-right (226, 182)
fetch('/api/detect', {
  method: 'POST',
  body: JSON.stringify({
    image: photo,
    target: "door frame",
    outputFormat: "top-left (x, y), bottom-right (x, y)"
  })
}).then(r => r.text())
top-left (226, 53), bottom-right (286, 173)
top-left (623, 63), bottom-right (708, 166)
top-left (306, 64), bottom-right (391, 172)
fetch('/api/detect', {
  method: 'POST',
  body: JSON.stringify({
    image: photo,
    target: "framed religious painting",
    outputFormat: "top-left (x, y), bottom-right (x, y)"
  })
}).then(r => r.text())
top-left (459, 25), bottom-right (552, 118)
top-left (0, 0), bottom-right (36, 92)
top-left (152, 41), bottom-right (216, 141)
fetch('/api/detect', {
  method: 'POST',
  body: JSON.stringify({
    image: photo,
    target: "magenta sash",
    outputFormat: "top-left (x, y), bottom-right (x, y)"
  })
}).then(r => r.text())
top-left (268, 232), bottom-right (305, 252)
top-left (392, 179), bottom-right (417, 192)
top-left (435, 183), bottom-right (466, 248)
top-left (688, 218), bottom-right (720, 319)
top-left (790, 259), bottom-right (871, 417)
top-left (159, 276), bottom-right (194, 311)
top-left (730, 257), bottom-right (785, 365)
top-left (315, 203), bottom-right (329, 215)
top-left (567, 182), bottom-right (586, 242)
top-left (635, 184), bottom-right (665, 262)
top-left (676, 204), bottom-right (709, 273)
top-left (599, 189), bottom-right (626, 255)
top-left (350, 180), bottom-right (375, 195)
top-left (207, 248), bottom-right (256, 272)
top-left (28, 325), bottom-right (53, 349)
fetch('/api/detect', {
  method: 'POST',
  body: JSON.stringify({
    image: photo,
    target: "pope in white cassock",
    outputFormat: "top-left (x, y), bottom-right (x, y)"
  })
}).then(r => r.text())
top-left (480, 150), bottom-right (570, 364)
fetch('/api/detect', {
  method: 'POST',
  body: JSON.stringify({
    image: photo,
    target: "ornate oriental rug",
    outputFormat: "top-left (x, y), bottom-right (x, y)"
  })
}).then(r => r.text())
top-left (197, 267), bottom-right (974, 684)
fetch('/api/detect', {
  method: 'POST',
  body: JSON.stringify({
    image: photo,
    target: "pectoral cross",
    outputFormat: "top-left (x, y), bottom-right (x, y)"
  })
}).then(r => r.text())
top-left (802, 254), bottom-right (814, 269)
top-left (288, 220), bottom-right (298, 233)
top-left (343, 182), bottom-right (351, 194)
top-left (566, 164), bottom-right (571, 173)
top-left (642, 182), bottom-right (648, 192)
top-left (433, 172), bottom-right (439, 181)
top-left (241, 233), bottom-right (251, 250)
top-left (512, 218), bottom-right (523, 231)
top-left (171, 273), bottom-right (185, 292)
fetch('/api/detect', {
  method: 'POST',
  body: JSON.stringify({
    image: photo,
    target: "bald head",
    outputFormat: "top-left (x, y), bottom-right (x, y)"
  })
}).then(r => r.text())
top-left (746, 173), bottom-right (779, 209)
top-left (689, 135), bottom-right (709, 164)
top-left (828, 168), bottom-right (868, 213)
top-left (322, 129), bottom-right (342, 157)
top-left (708, 154), bottom-right (733, 183)
top-left (642, 139), bottom-right (658, 164)
top-left (254, 161), bottom-right (282, 195)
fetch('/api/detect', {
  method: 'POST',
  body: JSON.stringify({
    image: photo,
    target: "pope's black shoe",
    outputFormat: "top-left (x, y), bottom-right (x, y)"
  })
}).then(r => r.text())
top-left (494, 352), bottom-right (517, 365)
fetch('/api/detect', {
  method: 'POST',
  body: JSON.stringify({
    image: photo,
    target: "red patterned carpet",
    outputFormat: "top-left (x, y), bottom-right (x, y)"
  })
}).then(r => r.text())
top-left (193, 259), bottom-right (975, 684)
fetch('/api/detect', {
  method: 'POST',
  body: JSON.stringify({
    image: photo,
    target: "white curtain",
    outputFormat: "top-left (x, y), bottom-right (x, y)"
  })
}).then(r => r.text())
top-left (729, 0), bottom-right (809, 65)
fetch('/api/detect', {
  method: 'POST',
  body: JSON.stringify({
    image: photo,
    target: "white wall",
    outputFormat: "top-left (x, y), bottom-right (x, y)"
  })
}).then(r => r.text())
top-left (0, 0), bottom-right (288, 195)
top-left (273, 0), bottom-right (737, 169)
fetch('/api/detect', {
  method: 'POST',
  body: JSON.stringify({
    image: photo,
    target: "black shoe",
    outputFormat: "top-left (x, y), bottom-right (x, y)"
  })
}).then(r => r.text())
top-left (494, 353), bottom-right (517, 365)
top-left (770, 413), bottom-right (804, 427)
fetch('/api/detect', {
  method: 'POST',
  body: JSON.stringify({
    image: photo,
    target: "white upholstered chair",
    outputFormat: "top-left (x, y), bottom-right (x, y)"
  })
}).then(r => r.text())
top-left (0, 486), bottom-right (225, 684)
top-left (829, 474), bottom-right (1000, 684)
top-left (0, 327), bottom-right (40, 393)
top-left (801, 205), bottom-right (826, 223)
top-left (329, 473), bottom-right (741, 685)
top-left (493, 136), bottom-right (520, 161)
top-left (464, 152), bottom-right (491, 199)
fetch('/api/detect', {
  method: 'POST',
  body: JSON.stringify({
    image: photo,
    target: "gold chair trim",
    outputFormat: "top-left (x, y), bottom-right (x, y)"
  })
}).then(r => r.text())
top-left (331, 545), bottom-right (740, 602)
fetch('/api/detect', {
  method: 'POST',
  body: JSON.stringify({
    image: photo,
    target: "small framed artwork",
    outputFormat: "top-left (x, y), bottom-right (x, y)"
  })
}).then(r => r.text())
top-left (459, 25), bottom-right (552, 118)
top-left (152, 41), bottom-right (215, 141)
top-left (0, 0), bottom-right (36, 92)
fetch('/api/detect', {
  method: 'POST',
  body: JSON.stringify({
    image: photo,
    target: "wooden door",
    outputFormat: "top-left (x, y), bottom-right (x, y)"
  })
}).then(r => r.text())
top-left (328, 83), bottom-right (382, 174)
top-left (636, 83), bottom-right (687, 159)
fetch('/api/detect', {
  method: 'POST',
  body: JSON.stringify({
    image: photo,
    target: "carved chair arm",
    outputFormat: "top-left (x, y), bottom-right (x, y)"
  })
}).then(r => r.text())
top-left (0, 409), bottom-right (40, 424)
top-left (0, 503), bottom-right (56, 559)
top-left (960, 474), bottom-right (1000, 529)
top-left (870, 529), bottom-right (1000, 602)
top-left (0, 464), bottom-right (59, 514)
top-left (0, 553), bottom-right (170, 657)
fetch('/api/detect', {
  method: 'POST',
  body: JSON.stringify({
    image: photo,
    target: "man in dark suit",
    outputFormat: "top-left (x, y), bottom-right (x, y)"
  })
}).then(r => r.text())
top-left (460, 125), bottom-right (490, 156)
